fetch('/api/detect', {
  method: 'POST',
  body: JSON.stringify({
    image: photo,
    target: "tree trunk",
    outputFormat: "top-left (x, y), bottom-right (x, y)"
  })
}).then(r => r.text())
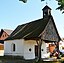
top-left (38, 39), bottom-right (42, 60)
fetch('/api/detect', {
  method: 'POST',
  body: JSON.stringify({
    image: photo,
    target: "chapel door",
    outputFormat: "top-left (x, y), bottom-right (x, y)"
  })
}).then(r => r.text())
top-left (35, 45), bottom-right (38, 57)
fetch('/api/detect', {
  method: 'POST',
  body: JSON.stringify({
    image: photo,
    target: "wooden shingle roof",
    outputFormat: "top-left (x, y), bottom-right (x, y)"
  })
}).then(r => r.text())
top-left (6, 17), bottom-right (50, 40)
top-left (5, 16), bottom-right (61, 41)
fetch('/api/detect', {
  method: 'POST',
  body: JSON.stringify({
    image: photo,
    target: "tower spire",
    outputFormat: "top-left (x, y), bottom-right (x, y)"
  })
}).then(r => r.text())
top-left (42, 5), bottom-right (52, 18)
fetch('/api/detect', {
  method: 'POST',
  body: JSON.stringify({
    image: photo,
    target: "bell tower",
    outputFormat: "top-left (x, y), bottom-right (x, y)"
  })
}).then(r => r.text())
top-left (42, 5), bottom-right (51, 18)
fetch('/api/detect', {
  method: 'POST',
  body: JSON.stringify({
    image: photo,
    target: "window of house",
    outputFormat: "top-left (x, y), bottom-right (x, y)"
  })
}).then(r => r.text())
top-left (5, 34), bottom-right (6, 37)
top-left (29, 48), bottom-right (31, 52)
top-left (62, 46), bottom-right (64, 49)
top-left (12, 43), bottom-right (15, 51)
top-left (47, 47), bottom-right (49, 53)
top-left (3, 35), bottom-right (4, 37)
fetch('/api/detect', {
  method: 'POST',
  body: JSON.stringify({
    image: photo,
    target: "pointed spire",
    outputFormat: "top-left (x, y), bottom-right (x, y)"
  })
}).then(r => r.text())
top-left (42, 5), bottom-right (52, 18)
top-left (42, 5), bottom-right (51, 10)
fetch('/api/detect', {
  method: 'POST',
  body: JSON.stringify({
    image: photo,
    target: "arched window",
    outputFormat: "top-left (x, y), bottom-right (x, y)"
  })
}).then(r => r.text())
top-left (12, 43), bottom-right (15, 51)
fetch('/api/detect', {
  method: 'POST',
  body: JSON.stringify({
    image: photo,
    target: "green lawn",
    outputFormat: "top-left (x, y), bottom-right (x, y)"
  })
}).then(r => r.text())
top-left (0, 56), bottom-right (64, 63)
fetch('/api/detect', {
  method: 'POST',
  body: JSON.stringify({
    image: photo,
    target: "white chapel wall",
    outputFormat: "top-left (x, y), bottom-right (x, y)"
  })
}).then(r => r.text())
top-left (4, 39), bottom-right (24, 56)
top-left (41, 41), bottom-right (49, 58)
top-left (24, 40), bottom-right (37, 59)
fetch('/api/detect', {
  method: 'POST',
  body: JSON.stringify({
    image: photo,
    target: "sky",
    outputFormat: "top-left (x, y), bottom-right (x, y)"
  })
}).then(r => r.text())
top-left (0, 0), bottom-right (64, 38)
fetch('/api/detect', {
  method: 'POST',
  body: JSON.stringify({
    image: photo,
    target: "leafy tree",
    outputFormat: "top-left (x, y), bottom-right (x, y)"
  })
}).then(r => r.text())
top-left (19, 0), bottom-right (64, 13)
top-left (56, 0), bottom-right (64, 13)
top-left (19, 0), bottom-right (27, 3)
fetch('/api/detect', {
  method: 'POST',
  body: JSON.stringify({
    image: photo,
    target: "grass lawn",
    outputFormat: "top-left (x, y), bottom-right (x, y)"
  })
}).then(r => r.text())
top-left (0, 56), bottom-right (64, 63)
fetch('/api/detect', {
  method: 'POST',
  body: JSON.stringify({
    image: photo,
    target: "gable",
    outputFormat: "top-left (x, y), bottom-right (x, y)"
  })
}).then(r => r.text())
top-left (3, 29), bottom-right (13, 35)
top-left (41, 18), bottom-right (59, 42)
top-left (0, 31), bottom-right (9, 40)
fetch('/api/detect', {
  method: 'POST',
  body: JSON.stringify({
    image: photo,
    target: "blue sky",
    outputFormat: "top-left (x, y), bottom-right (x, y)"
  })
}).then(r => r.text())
top-left (0, 0), bottom-right (64, 38)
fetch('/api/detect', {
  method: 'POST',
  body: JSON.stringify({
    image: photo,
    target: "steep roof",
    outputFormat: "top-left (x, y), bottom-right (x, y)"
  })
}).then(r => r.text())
top-left (42, 5), bottom-right (51, 10)
top-left (0, 29), bottom-right (13, 37)
top-left (6, 17), bottom-right (50, 40)
top-left (3, 29), bottom-right (13, 35)
top-left (5, 15), bottom-right (61, 41)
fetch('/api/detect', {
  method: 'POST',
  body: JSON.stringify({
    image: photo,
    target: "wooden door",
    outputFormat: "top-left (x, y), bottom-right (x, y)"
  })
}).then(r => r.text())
top-left (35, 45), bottom-right (38, 57)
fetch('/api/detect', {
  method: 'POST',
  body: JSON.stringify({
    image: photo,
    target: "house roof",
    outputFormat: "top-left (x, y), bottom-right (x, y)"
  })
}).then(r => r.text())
top-left (5, 15), bottom-right (61, 41)
top-left (3, 29), bottom-right (13, 35)
top-left (0, 29), bottom-right (13, 37)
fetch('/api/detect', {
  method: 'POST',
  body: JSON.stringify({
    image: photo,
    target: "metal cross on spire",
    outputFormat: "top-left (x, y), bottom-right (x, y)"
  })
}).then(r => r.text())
top-left (41, 0), bottom-right (49, 5)
top-left (45, 0), bottom-right (48, 5)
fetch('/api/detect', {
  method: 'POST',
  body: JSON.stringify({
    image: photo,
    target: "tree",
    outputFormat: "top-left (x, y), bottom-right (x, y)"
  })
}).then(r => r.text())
top-left (19, 0), bottom-right (64, 13)
top-left (19, 0), bottom-right (27, 3)
top-left (56, 0), bottom-right (64, 13)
